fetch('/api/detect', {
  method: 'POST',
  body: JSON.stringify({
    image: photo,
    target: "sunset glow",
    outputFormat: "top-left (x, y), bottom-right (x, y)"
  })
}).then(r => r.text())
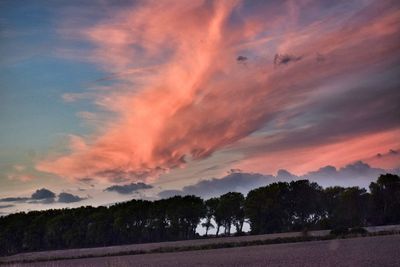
top-left (1, 0), bottom-right (399, 213)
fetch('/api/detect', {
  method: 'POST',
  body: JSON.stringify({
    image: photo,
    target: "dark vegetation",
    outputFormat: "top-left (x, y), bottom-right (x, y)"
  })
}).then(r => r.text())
top-left (0, 174), bottom-right (399, 256)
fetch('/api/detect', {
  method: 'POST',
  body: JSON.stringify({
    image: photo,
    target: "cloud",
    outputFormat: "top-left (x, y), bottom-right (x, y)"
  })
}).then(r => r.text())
top-left (158, 190), bottom-right (184, 199)
top-left (30, 188), bottom-right (56, 204)
top-left (13, 165), bottom-right (25, 171)
top-left (0, 204), bottom-right (14, 209)
top-left (159, 161), bottom-right (396, 198)
top-left (58, 192), bottom-right (85, 203)
top-left (0, 189), bottom-right (56, 204)
top-left (0, 197), bottom-right (30, 202)
top-left (159, 172), bottom-right (273, 199)
top-left (359, 148), bottom-right (400, 170)
top-left (78, 177), bottom-right (94, 183)
top-left (236, 55), bottom-right (248, 64)
top-left (76, 111), bottom-right (97, 121)
top-left (302, 161), bottom-right (388, 188)
top-left (273, 53), bottom-right (303, 66)
top-left (104, 182), bottom-right (153, 194)
top-left (0, 188), bottom-right (87, 206)
top-left (31, 188), bottom-right (56, 200)
top-left (6, 165), bottom-right (34, 182)
top-left (6, 173), bottom-right (34, 182)
top-left (37, 1), bottom-right (400, 182)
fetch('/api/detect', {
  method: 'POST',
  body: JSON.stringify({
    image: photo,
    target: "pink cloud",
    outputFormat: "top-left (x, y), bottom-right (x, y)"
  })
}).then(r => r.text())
top-left (233, 129), bottom-right (400, 175)
top-left (37, 1), bottom-right (400, 182)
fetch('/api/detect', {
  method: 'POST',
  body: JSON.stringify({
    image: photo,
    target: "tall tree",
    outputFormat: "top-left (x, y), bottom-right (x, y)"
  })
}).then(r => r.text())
top-left (202, 198), bottom-right (219, 236)
top-left (217, 192), bottom-right (245, 235)
top-left (369, 174), bottom-right (400, 225)
top-left (332, 187), bottom-right (369, 228)
top-left (245, 182), bottom-right (291, 234)
top-left (288, 180), bottom-right (324, 230)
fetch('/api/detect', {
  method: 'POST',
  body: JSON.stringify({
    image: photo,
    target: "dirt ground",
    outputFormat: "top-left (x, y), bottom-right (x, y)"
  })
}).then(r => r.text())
top-left (6, 235), bottom-right (400, 267)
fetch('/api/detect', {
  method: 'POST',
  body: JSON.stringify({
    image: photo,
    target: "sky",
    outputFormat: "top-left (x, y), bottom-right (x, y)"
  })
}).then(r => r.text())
top-left (0, 0), bottom-right (399, 215)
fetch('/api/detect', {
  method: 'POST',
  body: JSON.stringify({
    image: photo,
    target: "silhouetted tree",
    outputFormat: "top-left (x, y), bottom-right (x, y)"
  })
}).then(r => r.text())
top-left (245, 182), bottom-right (291, 234)
top-left (327, 187), bottom-right (369, 228)
top-left (202, 198), bottom-right (219, 236)
top-left (288, 180), bottom-right (324, 230)
top-left (217, 192), bottom-right (245, 235)
top-left (369, 174), bottom-right (400, 225)
top-left (1, 175), bottom-right (399, 256)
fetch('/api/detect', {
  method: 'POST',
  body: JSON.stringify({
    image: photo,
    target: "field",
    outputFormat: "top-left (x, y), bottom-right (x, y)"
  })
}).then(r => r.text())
top-left (1, 225), bottom-right (399, 266)
top-left (3, 235), bottom-right (399, 267)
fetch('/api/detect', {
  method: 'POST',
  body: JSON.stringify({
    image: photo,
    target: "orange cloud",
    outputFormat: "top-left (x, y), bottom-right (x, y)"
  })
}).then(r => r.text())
top-left (37, 1), bottom-right (400, 182)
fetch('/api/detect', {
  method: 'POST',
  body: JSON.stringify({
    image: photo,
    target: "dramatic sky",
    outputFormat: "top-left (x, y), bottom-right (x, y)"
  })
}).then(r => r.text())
top-left (1, 0), bottom-right (399, 215)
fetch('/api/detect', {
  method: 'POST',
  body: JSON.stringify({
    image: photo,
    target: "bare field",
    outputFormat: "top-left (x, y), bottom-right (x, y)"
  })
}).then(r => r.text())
top-left (0, 229), bottom-right (330, 263)
top-left (6, 235), bottom-right (400, 267)
top-left (1, 225), bottom-right (399, 266)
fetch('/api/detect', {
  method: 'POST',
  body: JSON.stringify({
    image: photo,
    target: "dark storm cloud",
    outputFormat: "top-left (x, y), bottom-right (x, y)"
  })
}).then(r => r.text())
top-left (104, 182), bottom-right (153, 194)
top-left (58, 192), bottom-right (85, 203)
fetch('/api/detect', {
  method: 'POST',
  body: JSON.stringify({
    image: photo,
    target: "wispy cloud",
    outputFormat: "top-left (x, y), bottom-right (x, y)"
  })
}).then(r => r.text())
top-left (0, 197), bottom-right (30, 203)
top-left (37, 1), bottom-right (400, 182)
top-left (0, 204), bottom-right (14, 209)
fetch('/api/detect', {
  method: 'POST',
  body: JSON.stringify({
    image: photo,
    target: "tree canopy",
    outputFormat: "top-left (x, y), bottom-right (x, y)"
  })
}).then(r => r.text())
top-left (0, 174), bottom-right (399, 256)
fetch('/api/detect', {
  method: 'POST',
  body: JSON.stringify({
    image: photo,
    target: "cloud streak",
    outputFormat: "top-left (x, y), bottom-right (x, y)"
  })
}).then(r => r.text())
top-left (37, 0), bottom-right (400, 182)
top-left (104, 182), bottom-right (153, 194)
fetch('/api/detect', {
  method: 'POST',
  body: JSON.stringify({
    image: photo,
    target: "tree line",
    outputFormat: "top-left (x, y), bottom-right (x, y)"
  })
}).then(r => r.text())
top-left (0, 174), bottom-right (399, 256)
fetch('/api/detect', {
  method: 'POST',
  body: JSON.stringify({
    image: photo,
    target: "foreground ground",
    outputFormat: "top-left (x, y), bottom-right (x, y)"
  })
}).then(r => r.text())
top-left (4, 235), bottom-right (400, 267)
top-left (3, 224), bottom-right (399, 264)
